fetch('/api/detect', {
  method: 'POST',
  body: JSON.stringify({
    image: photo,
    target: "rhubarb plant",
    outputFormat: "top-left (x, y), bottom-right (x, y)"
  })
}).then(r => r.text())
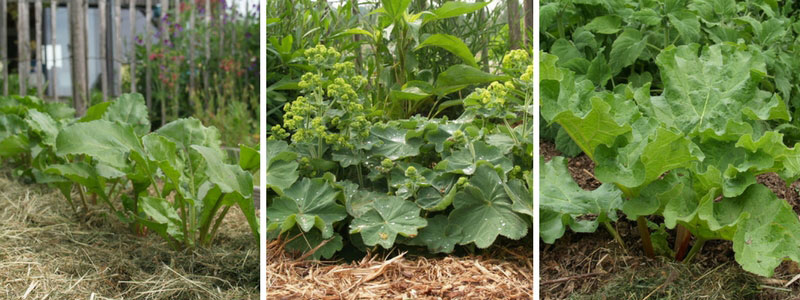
top-left (541, 41), bottom-right (800, 276)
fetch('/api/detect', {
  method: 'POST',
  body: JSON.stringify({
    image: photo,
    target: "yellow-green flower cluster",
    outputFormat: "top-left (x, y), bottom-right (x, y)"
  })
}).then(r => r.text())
top-left (304, 44), bottom-right (341, 67)
top-left (298, 72), bottom-right (323, 90)
top-left (327, 78), bottom-right (358, 101)
top-left (521, 64), bottom-right (533, 83)
top-left (271, 44), bottom-right (374, 151)
top-left (470, 81), bottom-right (513, 109)
top-left (502, 49), bottom-right (530, 71)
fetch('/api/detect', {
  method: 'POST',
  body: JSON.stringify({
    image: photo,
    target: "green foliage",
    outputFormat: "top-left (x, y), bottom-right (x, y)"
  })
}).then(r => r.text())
top-left (268, 45), bottom-right (533, 258)
top-left (0, 93), bottom-right (259, 250)
top-left (540, 0), bottom-right (800, 276)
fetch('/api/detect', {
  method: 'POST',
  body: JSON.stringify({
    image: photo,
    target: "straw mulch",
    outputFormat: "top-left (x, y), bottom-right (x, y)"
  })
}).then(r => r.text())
top-left (266, 236), bottom-right (534, 299)
top-left (0, 171), bottom-right (259, 299)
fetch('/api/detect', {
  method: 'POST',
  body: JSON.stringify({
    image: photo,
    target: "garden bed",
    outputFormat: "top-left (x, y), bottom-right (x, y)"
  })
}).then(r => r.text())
top-left (266, 238), bottom-right (533, 299)
top-left (0, 172), bottom-right (259, 299)
top-left (540, 140), bottom-right (800, 299)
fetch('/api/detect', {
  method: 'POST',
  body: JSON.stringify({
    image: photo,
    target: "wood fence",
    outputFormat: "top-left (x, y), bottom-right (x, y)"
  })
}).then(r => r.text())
top-left (0, 0), bottom-right (241, 117)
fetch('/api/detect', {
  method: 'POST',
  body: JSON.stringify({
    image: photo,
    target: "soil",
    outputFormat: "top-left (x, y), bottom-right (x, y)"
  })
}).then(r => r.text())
top-left (0, 170), bottom-right (259, 299)
top-left (540, 140), bottom-right (800, 299)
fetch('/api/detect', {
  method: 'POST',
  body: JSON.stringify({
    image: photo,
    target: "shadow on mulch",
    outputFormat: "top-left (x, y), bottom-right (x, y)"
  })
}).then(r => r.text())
top-left (0, 171), bottom-right (259, 299)
top-left (540, 140), bottom-right (800, 300)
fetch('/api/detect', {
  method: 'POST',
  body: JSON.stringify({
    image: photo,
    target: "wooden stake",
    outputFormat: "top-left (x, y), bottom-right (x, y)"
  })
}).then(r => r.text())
top-left (70, 0), bottom-right (88, 116)
top-left (50, 0), bottom-right (57, 101)
top-left (18, 0), bottom-right (29, 96)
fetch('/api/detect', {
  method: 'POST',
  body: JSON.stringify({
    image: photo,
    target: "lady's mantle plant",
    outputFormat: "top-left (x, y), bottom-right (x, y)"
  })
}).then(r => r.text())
top-left (267, 46), bottom-right (533, 259)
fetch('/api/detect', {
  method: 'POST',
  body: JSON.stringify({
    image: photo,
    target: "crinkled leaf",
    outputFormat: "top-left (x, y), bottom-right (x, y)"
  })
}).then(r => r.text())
top-left (540, 157), bottom-right (623, 243)
top-left (55, 120), bottom-right (144, 171)
top-left (102, 93), bottom-right (151, 136)
top-left (654, 43), bottom-right (788, 140)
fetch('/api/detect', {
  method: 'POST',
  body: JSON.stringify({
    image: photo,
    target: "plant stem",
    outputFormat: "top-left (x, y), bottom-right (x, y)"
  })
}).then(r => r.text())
top-left (637, 216), bottom-right (655, 258)
top-left (78, 185), bottom-right (89, 213)
top-left (603, 221), bottom-right (627, 252)
top-left (674, 224), bottom-right (692, 261)
top-left (198, 194), bottom-right (224, 242)
top-left (683, 238), bottom-right (706, 264)
top-left (356, 163), bottom-right (364, 187)
top-left (206, 206), bottom-right (232, 246)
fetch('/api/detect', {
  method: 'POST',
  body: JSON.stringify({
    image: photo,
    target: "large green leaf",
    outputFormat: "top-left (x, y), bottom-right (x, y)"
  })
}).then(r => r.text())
top-left (552, 97), bottom-right (631, 160)
top-left (192, 145), bottom-right (252, 198)
top-left (285, 229), bottom-right (344, 260)
top-left (539, 157), bottom-right (623, 244)
top-left (594, 121), bottom-right (699, 194)
top-left (415, 34), bottom-right (477, 67)
top-left (505, 178), bottom-right (533, 218)
top-left (266, 140), bottom-right (299, 194)
top-left (438, 141), bottom-right (513, 175)
top-left (102, 93), bottom-right (150, 136)
top-left (140, 196), bottom-right (185, 241)
top-left (349, 196), bottom-right (427, 249)
top-left (366, 124), bottom-right (422, 160)
top-left (449, 164), bottom-right (527, 248)
top-left (654, 43), bottom-right (788, 140)
top-left (25, 109), bottom-right (59, 148)
top-left (267, 178), bottom-right (346, 239)
top-left (55, 120), bottom-right (144, 171)
top-left (238, 144), bottom-right (259, 171)
top-left (403, 214), bottom-right (462, 253)
top-left (425, 1), bottom-right (489, 23)
top-left (380, 0), bottom-right (412, 20)
top-left (608, 28), bottom-right (646, 74)
top-left (584, 15), bottom-right (622, 34)
top-left (434, 64), bottom-right (511, 95)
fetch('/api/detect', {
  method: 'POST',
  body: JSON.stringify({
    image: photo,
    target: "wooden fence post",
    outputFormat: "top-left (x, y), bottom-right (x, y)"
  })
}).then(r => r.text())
top-left (50, 0), bottom-right (57, 101)
top-left (35, 0), bottom-right (42, 98)
top-left (171, 0), bottom-right (179, 121)
top-left (1, 0), bottom-right (7, 96)
top-left (506, 0), bottom-right (520, 50)
top-left (523, 0), bottom-right (531, 48)
top-left (159, 0), bottom-right (167, 126)
top-left (70, 0), bottom-right (88, 116)
top-left (113, 0), bottom-right (121, 96)
top-left (189, 0), bottom-right (195, 105)
top-left (129, 0), bottom-right (136, 93)
top-left (18, 0), bottom-right (29, 96)
top-left (203, 0), bottom-right (209, 109)
top-left (100, 0), bottom-right (108, 101)
top-left (145, 0), bottom-right (152, 108)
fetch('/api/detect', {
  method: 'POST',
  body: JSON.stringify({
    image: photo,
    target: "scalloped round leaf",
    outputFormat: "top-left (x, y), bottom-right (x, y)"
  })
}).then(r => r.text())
top-left (450, 164), bottom-right (527, 248)
top-left (285, 229), bottom-right (344, 261)
top-left (367, 125), bottom-right (422, 160)
top-left (404, 214), bottom-right (462, 254)
top-left (439, 141), bottom-right (512, 175)
top-left (349, 196), bottom-right (427, 249)
top-left (267, 178), bottom-right (346, 239)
